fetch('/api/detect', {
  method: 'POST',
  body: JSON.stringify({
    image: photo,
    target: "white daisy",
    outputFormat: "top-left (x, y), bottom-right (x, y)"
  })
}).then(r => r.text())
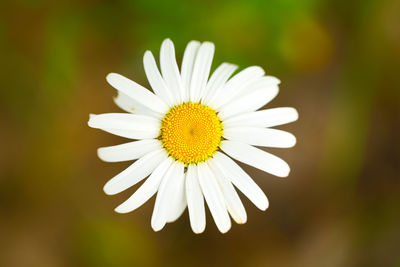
top-left (88, 39), bottom-right (298, 234)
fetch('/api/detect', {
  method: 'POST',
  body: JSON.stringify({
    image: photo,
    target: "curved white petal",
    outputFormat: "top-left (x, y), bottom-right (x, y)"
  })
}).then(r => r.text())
top-left (264, 75), bottom-right (281, 85)
top-left (186, 164), bottom-right (206, 234)
top-left (166, 166), bottom-right (186, 223)
top-left (160, 38), bottom-right (185, 105)
top-left (97, 139), bottom-right (162, 162)
top-left (208, 66), bottom-right (265, 109)
top-left (88, 113), bottom-right (160, 140)
top-left (218, 85), bottom-right (279, 120)
top-left (143, 51), bottom-right (175, 106)
top-left (167, 199), bottom-right (187, 223)
top-left (197, 163), bottom-right (231, 233)
top-left (223, 127), bottom-right (296, 148)
top-left (181, 41), bottom-right (201, 102)
top-left (114, 157), bottom-right (173, 213)
top-left (212, 152), bottom-right (269, 211)
top-left (208, 160), bottom-right (247, 224)
top-left (113, 92), bottom-right (136, 113)
top-left (189, 42), bottom-right (215, 102)
top-left (220, 140), bottom-right (290, 177)
top-left (151, 161), bottom-right (184, 231)
top-left (223, 107), bottom-right (299, 128)
top-left (103, 149), bottom-right (168, 195)
top-left (113, 92), bottom-right (162, 119)
top-left (201, 63), bottom-right (238, 105)
top-left (106, 73), bottom-right (168, 114)
top-left (235, 75), bottom-right (280, 98)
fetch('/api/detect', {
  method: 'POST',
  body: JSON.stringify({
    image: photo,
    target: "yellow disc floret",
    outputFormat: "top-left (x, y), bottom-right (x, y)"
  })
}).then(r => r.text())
top-left (160, 102), bottom-right (223, 165)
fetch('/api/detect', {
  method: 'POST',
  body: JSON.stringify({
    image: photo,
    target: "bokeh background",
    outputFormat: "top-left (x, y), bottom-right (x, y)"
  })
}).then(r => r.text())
top-left (1, 0), bottom-right (399, 266)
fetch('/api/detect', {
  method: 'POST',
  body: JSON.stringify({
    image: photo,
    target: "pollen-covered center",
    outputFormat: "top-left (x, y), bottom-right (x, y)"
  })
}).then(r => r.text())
top-left (160, 102), bottom-right (223, 164)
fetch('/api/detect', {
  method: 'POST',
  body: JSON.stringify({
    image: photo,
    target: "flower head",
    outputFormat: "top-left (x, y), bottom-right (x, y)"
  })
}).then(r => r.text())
top-left (88, 39), bottom-right (298, 233)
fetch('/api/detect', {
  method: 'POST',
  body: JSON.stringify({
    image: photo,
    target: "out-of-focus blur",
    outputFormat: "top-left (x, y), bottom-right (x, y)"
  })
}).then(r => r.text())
top-left (1, 0), bottom-right (399, 266)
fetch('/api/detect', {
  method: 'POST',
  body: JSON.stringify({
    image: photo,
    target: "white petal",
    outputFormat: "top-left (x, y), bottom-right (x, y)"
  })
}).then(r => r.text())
top-left (113, 91), bottom-right (135, 113)
top-left (189, 42), bottom-right (215, 102)
top-left (88, 113), bottom-right (160, 140)
top-left (167, 200), bottom-right (187, 223)
top-left (201, 63), bottom-right (238, 105)
top-left (186, 164), bottom-right (206, 234)
top-left (223, 107), bottom-right (299, 128)
top-left (223, 127), bottom-right (296, 148)
top-left (166, 165), bottom-right (186, 223)
top-left (220, 140), bottom-right (290, 177)
top-left (160, 38), bottom-right (185, 105)
top-left (113, 92), bottom-right (163, 119)
top-left (97, 139), bottom-right (162, 162)
top-left (218, 85), bottom-right (279, 120)
top-left (208, 159), bottom-right (247, 224)
top-left (106, 73), bottom-right (168, 114)
top-left (103, 149), bottom-right (167, 195)
top-left (264, 75), bottom-right (281, 85)
top-left (235, 75), bottom-right (280, 98)
top-left (143, 51), bottom-right (175, 106)
top-left (151, 161), bottom-right (184, 231)
top-left (114, 157), bottom-right (173, 213)
top-left (181, 41), bottom-right (201, 102)
top-left (212, 152), bottom-right (269, 210)
top-left (208, 66), bottom-right (265, 109)
top-left (197, 163), bottom-right (231, 233)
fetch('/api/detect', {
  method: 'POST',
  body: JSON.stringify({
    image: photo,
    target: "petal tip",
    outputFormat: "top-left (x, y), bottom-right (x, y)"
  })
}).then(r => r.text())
top-left (97, 148), bottom-right (109, 162)
top-left (250, 65), bottom-right (265, 75)
top-left (143, 50), bottom-right (154, 61)
top-left (151, 223), bottom-right (164, 232)
top-left (189, 40), bottom-right (201, 46)
top-left (103, 183), bottom-right (116, 195)
top-left (88, 114), bottom-right (97, 127)
top-left (235, 217), bottom-right (247, 224)
top-left (114, 205), bottom-right (129, 214)
top-left (262, 201), bottom-right (270, 211)
top-left (106, 73), bottom-right (118, 86)
top-left (293, 108), bottom-right (299, 121)
top-left (202, 41), bottom-right (215, 49)
top-left (219, 226), bottom-right (231, 234)
top-left (291, 136), bottom-right (297, 147)
top-left (106, 72), bottom-right (118, 81)
top-left (191, 221), bottom-right (206, 234)
top-left (278, 168), bottom-right (290, 178)
top-left (162, 38), bottom-right (173, 46)
top-left (217, 220), bottom-right (232, 234)
top-left (285, 134), bottom-right (297, 148)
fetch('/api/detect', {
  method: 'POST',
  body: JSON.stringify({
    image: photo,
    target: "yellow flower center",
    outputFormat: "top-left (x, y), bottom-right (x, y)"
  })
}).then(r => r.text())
top-left (160, 102), bottom-right (223, 165)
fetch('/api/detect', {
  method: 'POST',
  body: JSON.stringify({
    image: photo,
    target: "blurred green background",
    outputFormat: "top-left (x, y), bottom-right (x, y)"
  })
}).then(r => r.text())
top-left (1, 0), bottom-right (399, 266)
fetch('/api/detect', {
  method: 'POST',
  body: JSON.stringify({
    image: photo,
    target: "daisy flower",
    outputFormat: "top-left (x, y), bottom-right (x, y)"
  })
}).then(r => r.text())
top-left (88, 39), bottom-right (298, 234)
